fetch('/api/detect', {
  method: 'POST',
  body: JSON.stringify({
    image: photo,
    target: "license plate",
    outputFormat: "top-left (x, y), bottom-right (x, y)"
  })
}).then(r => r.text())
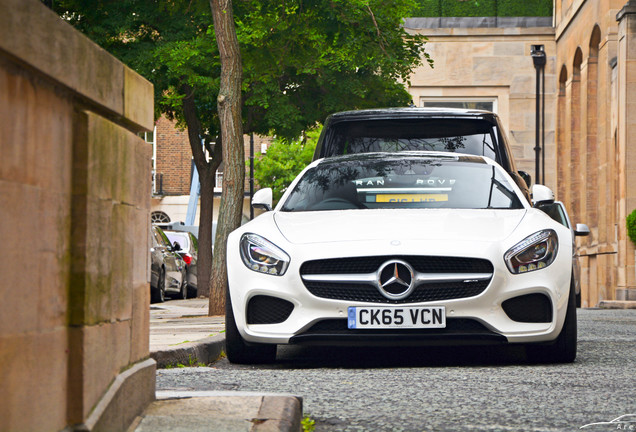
top-left (347, 306), bottom-right (446, 329)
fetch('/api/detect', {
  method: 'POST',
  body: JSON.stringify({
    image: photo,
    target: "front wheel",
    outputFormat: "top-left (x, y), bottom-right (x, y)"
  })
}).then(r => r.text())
top-left (225, 287), bottom-right (276, 364)
top-left (526, 282), bottom-right (577, 364)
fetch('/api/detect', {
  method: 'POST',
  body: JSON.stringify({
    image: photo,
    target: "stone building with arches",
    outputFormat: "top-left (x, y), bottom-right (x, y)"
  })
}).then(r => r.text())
top-left (553, 0), bottom-right (636, 306)
top-left (407, 0), bottom-right (636, 306)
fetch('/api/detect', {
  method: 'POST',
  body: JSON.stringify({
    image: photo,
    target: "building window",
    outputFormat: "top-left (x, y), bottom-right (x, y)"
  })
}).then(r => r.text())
top-left (214, 170), bottom-right (223, 192)
top-left (420, 98), bottom-right (497, 113)
top-left (140, 127), bottom-right (158, 194)
top-left (151, 211), bottom-right (171, 224)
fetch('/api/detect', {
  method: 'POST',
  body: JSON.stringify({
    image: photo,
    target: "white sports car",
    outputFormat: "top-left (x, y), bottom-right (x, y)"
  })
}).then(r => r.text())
top-left (226, 152), bottom-right (576, 364)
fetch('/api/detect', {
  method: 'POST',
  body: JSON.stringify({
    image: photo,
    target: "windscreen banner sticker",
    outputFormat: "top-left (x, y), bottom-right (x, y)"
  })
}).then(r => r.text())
top-left (376, 194), bottom-right (448, 203)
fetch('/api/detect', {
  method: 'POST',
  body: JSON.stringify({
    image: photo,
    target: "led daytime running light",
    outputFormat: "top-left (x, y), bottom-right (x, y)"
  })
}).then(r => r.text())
top-left (505, 229), bottom-right (558, 274)
top-left (240, 233), bottom-right (290, 276)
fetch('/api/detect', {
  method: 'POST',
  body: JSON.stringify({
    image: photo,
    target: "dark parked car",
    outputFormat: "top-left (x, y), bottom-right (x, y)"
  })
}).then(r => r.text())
top-left (314, 107), bottom-right (531, 200)
top-left (164, 230), bottom-right (199, 298)
top-left (150, 225), bottom-right (186, 303)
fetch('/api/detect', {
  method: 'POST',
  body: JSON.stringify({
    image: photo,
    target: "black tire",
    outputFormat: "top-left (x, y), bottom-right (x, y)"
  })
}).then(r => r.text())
top-left (225, 287), bottom-right (276, 364)
top-left (526, 281), bottom-right (577, 364)
top-left (175, 278), bottom-right (187, 300)
top-left (187, 284), bottom-right (197, 299)
top-left (151, 269), bottom-right (166, 303)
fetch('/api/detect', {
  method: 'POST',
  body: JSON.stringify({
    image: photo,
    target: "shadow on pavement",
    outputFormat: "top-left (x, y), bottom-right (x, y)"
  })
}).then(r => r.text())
top-left (229, 344), bottom-right (531, 369)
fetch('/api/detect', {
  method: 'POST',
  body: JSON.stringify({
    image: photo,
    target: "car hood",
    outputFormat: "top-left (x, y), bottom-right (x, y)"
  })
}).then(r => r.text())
top-left (273, 209), bottom-right (527, 245)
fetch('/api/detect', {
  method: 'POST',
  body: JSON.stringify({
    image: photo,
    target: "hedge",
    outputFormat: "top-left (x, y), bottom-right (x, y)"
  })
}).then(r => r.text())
top-left (627, 209), bottom-right (636, 246)
top-left (410, 0), bottom-right (553, 17)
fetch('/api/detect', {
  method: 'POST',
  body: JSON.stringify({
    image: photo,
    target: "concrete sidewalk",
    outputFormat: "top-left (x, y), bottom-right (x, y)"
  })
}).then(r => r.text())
top-left (133, 299), bottom-right (303, 432)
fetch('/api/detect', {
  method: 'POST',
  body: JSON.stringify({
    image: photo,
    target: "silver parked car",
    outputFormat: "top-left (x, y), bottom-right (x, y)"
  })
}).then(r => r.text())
top-left (164, 230), bottom-right (198, 298)
top-left (150, 226), bottom-right (187, 303)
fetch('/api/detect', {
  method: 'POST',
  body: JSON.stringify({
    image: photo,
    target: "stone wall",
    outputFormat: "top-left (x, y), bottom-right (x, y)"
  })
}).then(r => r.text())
top-left (0, 0), bottom-right (155, 430)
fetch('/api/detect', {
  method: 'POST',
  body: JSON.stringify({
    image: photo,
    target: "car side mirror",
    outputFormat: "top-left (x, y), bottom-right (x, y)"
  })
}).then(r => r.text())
top-left (518, 170), bottom-right (532, 188)
top-left (252, 188), bottom-right (273, 211)
top-left (574, 223), bottom-right (590, 237)
top-left (531, 184), bottom-right (555, 207)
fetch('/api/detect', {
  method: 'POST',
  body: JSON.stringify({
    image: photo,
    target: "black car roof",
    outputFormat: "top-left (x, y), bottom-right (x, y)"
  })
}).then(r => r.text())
top-left (324, 107), bottom-right (499, 124)
top-left (317, 151), bottom-right (488, 166)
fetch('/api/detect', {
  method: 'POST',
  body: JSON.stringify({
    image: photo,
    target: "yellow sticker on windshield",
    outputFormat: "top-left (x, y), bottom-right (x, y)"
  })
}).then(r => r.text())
top-left (376, 194), bottom-right (448, 203)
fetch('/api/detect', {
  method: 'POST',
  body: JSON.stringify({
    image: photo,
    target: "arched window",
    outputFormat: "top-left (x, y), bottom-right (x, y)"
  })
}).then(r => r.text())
top-left (151, 211), bottom-right (171, 224)
top-left (557, 66), bottom-right (568, 201)
top-left (569, 48), bottom-right (583, 223)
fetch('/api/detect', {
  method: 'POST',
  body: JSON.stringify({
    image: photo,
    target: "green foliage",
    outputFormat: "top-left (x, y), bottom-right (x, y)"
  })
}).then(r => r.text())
top-left (301, 415), bottom-right (316, 432)
top-left (627, 209), bottom-right (636, 246)
top-left (497, 0), bottom-right (553, 17)
top-left (443, 0), bottom-right (496, 17)
top-left (410, 0), bottom-right (552, 17)
top-left (52, 0), bottom-right (430, 141)
top-left (253, 129), bottom-right (320, 204)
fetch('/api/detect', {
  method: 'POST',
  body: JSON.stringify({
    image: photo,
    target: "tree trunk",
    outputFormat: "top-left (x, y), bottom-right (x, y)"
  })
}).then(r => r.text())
top-left (209, 0), bottom-right (244, 315)
top-left (181, 82), bottom-right (222, 299)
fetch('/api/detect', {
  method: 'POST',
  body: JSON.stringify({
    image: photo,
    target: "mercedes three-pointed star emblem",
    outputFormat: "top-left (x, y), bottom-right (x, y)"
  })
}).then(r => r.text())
top-left (376, 260), bottom-right (415, 300)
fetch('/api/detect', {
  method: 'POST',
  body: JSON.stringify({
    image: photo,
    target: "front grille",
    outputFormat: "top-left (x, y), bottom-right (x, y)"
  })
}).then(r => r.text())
top-left (246, 295), bottom-right (294, 324)
top-left (502, 293), bottom-right (552, 323)
top-left (302, 280), bottom-right (490, 304)
top-left (301, 255), bottom-right (493, 275)
top-left (300, 255), bottom-right (493, 303)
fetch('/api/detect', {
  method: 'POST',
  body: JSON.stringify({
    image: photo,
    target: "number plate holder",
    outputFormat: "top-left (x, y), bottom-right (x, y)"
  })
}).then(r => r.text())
top-left (347, 306), bottom-right (446, 329)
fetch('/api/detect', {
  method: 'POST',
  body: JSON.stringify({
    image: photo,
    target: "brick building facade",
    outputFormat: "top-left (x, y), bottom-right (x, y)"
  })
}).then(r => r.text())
top-left (154, 116), bottom-right (193, 196)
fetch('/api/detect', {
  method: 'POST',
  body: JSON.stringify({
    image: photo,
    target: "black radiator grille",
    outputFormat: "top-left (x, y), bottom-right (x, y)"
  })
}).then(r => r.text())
top-left (300, 256), bottom-right (493, 303)
top-left (300, 255), bottom-right (493, 275)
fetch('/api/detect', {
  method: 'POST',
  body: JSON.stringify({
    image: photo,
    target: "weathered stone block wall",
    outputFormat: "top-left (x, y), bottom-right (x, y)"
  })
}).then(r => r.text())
top-left (0, 0), bottom-right (155, 430)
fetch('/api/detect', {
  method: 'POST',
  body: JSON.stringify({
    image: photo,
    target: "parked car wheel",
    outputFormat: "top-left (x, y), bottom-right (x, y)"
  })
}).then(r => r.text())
top-left (151, 269), bottom-right (166, 303)
top-left (187, 284), bottom-right (197, 299)
top-left (175, 277), bottom-right (187, 300)
top-left (526, 280), bottom-right (577, 364)
top-left (225, 287), bottom-right (276, 364)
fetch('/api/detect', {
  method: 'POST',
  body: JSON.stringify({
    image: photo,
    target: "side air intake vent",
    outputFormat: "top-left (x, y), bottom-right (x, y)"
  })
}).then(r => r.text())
top-left (246, 295), bottom-right (294, 325)
top-left (502, 293), bottom-right (552, 323)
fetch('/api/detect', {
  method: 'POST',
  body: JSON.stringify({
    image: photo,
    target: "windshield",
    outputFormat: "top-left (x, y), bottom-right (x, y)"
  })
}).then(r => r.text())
top-left (281, 155), bottom-right (523, 212)
top-left (324, 118), bottom-right (499, 162)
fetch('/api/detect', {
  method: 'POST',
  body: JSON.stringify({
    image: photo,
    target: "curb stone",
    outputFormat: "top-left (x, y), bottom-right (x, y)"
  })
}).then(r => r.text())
top-left (150, 333), bottom-right (225, 368)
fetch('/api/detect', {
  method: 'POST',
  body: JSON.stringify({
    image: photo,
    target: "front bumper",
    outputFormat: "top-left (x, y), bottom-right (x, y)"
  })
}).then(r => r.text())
top-left (227, 238), bottom-right (571, 347)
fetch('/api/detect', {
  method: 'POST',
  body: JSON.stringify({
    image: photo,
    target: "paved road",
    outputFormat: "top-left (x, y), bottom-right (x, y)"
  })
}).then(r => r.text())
top-left (157, 309), bottom-right (636, 431)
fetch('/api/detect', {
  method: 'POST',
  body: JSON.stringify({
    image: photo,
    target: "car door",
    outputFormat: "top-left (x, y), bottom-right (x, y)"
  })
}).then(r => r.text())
top-left (153, 227), bottom-right (183, 292)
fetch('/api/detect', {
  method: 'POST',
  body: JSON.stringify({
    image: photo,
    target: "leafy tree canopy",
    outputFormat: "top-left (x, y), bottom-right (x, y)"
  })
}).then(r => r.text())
top-left (51, 0), bottom-right (431, 141)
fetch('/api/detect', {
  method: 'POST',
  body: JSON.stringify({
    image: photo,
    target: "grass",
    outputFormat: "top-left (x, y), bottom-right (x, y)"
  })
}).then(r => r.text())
top-left (163, 354), bottom-right (206, 368)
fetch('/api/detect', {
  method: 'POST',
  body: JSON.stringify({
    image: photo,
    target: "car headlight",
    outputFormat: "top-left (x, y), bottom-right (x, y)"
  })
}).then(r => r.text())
top-left (504, 229), bottom-right (558, 274)
top-left (240, 233), bottom-right (290, 276)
